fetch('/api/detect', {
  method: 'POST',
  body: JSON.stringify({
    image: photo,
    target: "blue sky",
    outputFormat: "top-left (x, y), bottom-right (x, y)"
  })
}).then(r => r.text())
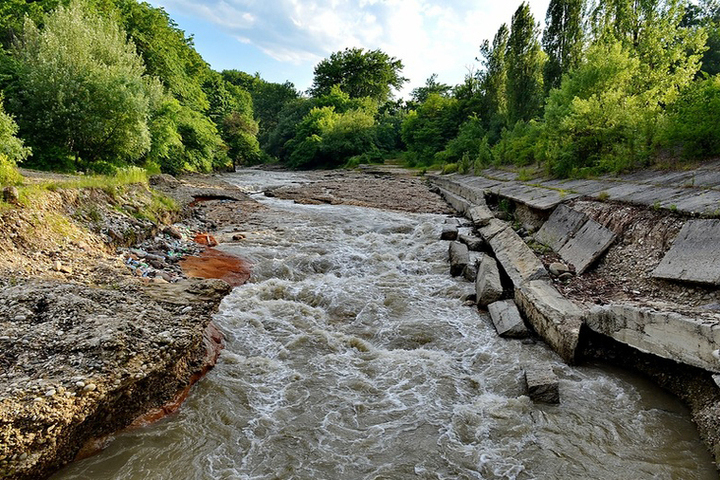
top-left (146, 0), bottom-right (551, 98)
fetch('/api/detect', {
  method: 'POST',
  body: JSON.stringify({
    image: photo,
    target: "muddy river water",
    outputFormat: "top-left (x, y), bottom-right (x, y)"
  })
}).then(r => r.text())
top-left (54, 170), bottom-right (717, 479)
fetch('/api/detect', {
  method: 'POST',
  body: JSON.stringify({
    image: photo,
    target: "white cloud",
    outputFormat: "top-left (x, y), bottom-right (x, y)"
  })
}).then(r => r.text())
top-left (150, 0), bottom-right (550, 95)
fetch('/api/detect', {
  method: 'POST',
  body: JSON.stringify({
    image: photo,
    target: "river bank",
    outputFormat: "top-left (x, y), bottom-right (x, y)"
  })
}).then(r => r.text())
top-left (1, 167), bottom-right (717, 478)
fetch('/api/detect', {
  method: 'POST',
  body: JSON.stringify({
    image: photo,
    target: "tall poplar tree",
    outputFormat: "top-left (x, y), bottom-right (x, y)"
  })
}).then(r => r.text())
top-left (506, 2), bottom-right (545, 124)
top-left (478, 23), bottom-right (510, 125)
top-left (542, 0), bottom-right (585, 93)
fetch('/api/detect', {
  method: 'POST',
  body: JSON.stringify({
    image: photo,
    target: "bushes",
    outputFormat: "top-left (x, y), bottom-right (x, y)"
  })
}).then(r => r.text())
top-left (662, 76), bottom-right (720, 159)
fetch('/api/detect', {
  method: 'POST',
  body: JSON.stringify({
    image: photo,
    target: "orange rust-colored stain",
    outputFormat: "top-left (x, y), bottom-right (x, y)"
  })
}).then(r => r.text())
top-left (193, 232), bottom-right (218, 247)
top-left (180, 248), bottom-right (251, 287)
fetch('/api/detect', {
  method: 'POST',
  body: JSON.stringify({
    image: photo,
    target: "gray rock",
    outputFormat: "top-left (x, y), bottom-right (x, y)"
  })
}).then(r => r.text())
top-left (476, 256), bottom-right (503, 307)
top-left (449, 242), bottom-right (470, 277)
top-left (487, 300), bottom-right (528, 338)
top-left (653, 219), bottom-right (720, 285)
top-left (548, 262), bottom-right (570, 277)
top-left (558, 272), bottom-right (574, 282)
top-left (525, 364), bottom-right (560, 404)
top-left (3, 186), bottom-right (19, 204)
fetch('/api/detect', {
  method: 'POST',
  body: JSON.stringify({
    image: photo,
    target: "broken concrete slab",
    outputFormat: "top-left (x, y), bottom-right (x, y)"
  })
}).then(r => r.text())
top-left (534, 204), bottom-right (589, 252)
top-left (586, 303), bottom-right (720, 373)
top-left (524, 364), bottom-right (560, 404)
top-left (437, 187), bottom-right (472, 215)
top-left (487, 299), bottom-right (528, 338)
top-left (449, 241), bottom-right (470, 277)
top-left (463, 252), bottom-right (483, 282)
top-left (476, 255), bottom-right (503, 307)
top-left (515, 280), bottom-right (585, 364)
top-left (478, 218), bottom-right (508, 241)
top-left (487, 227), bottom-right (548, 288)
top-left (459, 233), bottom-right (485, 251)
top-left (653, 219), bottom-right (720, 285)
top-left (467, 205), bottom-right (495, 227)
top-left (441, 224), bottom-right (459, 241)
top-left (557, 218), bottom-right (616, 275)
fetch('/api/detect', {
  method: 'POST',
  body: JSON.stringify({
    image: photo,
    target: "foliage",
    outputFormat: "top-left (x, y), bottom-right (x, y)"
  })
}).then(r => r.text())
top-left (284, 106), bottom-right (378, 169)
top-left (477, 24), bottom-right (510, 130)
top-left (542, 0), bottom-right (585, 93)
top-left (309, 47), bottom-right (407, 102)
top-left (541, 42), bottom-right (657, 176)
top-left (410, 74), bottom-right (452, 105)
top-left (0, 154), bottom-right (23, 186)
top-left (506, 2), bottom-right (545, 124)
top-left (0, 95), bottom-right (29, 163)
top-left (401, 94), bottom-right (460, 166)
top-left (10, 1), bottom-right (158, 170)
top-left (435, 116), bottom-right (486, 166)
top-left (663, 76), bottom-right (720, 158)
top-left (492, 120), bottom-right (545, 167)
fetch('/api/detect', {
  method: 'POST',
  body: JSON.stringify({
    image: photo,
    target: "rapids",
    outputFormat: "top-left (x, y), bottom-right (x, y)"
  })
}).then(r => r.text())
top-left (53, 170), bottom-right (717, 480)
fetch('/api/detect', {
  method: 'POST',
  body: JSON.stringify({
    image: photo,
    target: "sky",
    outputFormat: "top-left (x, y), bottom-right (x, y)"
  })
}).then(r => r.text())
top-left (146, 0), bottom-right (551, 98)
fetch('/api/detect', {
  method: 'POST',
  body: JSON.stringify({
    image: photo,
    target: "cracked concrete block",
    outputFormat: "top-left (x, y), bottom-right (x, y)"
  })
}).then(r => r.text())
top-left (487, 299), bottom-right (528, 338)
top-left (488, 227), bottom-right (548, 288)
top-left (557, 219), bottom-right (616, 275)
top-left (525, 364), bottom-right (560, 404)
top-left (449, 241), bottom-right (470, 277)
top-left (476, 255), bottom-right (503, 307)
top-left (653, 219), bottom-right (720, 285)
top-left (534, 204), bottom-right (588, 252)
top-left (515, 280), bottom-right (584, 364)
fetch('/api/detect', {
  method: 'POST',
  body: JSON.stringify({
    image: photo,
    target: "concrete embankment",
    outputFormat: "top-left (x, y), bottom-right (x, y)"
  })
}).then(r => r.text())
top-left (431, 168), bottom-right (720, 463)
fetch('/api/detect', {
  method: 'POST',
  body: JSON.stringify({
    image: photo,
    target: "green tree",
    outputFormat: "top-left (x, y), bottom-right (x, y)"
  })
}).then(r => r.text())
top-left (663, 76), bottom-right (720, 158)
top-left (542, 0), bottom-right (585, 93)
top-left (309, 47), bottom-right (407, 102)
top-left (10, 1), bottom-right (159, 170)
top-left (401, 93), bottom-right (460, 165)
top-left (0, 94), bottom-right (29, 164)
top-left (506, 2), bottom-right (546, 124)
top-left (477, 23), bottom-right (510, 138)
top-left (410, 74), bottom-right (452, 105)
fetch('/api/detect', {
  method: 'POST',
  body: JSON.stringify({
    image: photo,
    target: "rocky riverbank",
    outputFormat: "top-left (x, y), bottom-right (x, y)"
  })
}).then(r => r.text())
top-left (0, 171), bottom-right (257, 479)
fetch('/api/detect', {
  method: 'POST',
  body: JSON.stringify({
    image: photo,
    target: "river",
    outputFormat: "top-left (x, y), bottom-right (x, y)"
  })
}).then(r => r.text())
top-left (54, 169), bottom-right (717, 479)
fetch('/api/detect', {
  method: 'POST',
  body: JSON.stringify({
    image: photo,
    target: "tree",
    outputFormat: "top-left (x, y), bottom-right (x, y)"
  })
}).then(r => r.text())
top-left (410, 74), bottom-right (452, 105)
top-left (309, 47), bottom-right (407, 102)
top-left (506, 3), bottom-right (546, 124)
top-left (401, 94), bottom-right (460, 165)
top-left (543, 0), bottom-right (585, 93)
top-left (477, 23), bottom-right (510, 136)
top-left (10, 1), bottom-right (160, 169)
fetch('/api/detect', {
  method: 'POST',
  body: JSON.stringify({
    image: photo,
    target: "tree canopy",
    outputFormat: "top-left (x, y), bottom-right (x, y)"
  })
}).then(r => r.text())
top-left (309, 47), bottom-right (407, 102)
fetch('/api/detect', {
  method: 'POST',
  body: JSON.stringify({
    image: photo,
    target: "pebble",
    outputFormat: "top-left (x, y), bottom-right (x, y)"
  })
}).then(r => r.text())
top-left (82, 383), bottom-right (96, 392)
top-left (181, 306), bottom-right (192, 314)
top-left (44, 389), bottom-right (56, 397)
top-left (75, 381), bottom-right (85, 388)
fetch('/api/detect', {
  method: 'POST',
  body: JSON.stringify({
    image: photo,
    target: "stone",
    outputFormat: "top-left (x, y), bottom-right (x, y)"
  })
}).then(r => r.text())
top-left (163, 225), bottom-right (183, 239)
top-left (467, 205), bottom-right (495, 227)
top-left (653, 219), bottom-right (720, 285)
top-left (478, 218), bottom-right (508, 242)
top-left (548, 262), bottom-right (570, 277)
top-left (449, 241), bottom-right (470, 277)
top-left (487, 300), bottom-right (528, 338)
top-left (514, 203), bottom-right (548, 233)
top-left (557, 218), bottom-right (616, 275)
top-left (441, 225), bottom-right (459, 241)
top-left (53, 260), bottom-right (62, 272)
top-left (476, 255), bottom-right (503, 307)
top-left (515, 280), bottom-right (585, 364)
top-left (586, 304), bottom-right (720, 373)
top-left (558, 272), bottom-right (574, 282)
top-left (525, 364), bottom-right (560, 404)
top-left (3, 186), bottom-right (19, 204)
top-left (534, 204), bottom-right (588, 252)
top-left (458, 233), bottom-right (485, 251)
top-left (487, 227), bottom-right (548, 288)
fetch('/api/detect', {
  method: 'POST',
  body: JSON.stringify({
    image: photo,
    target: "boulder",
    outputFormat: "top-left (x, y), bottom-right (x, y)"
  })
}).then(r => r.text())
top-left (458, 233), bottom-right (485, 251)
